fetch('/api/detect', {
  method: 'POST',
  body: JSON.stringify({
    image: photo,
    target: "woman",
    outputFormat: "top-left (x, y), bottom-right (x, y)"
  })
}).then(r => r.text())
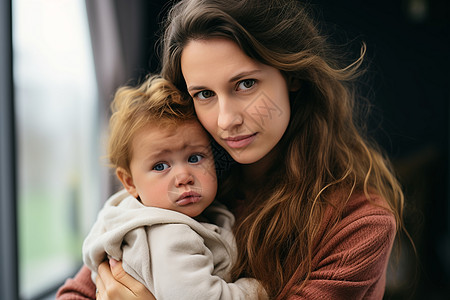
top-left (57, 0), bottom-right (404, 299)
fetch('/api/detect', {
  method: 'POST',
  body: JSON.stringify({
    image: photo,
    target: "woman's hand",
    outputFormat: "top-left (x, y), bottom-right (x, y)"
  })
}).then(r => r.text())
top-left (95, 258), bottom-right (156, 300)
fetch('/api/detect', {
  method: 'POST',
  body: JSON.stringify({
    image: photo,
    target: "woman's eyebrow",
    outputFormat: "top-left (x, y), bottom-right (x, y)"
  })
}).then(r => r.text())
top-left (187, 85), bottom-right (207, 93)
top-left (228, 69), bottom-right (262, 83)
top-left (187, 69), bottom-right (262, 93)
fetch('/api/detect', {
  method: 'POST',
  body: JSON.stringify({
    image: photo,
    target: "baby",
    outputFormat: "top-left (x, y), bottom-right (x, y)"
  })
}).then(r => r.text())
top-left (82, 75), bottom-right (267, 299)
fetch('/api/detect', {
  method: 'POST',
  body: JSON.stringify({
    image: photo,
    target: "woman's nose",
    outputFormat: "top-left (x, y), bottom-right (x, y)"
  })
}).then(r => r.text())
top-left (217, 96), bottom-right (244, 131)
top-left (174, 172), bottom-right (195, 187)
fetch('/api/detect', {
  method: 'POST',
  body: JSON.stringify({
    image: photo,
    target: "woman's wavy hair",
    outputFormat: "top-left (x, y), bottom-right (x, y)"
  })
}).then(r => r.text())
top-left (160, 0), bottom-right (405, 297)
top-left (108, 75), bottom-right (195, 174)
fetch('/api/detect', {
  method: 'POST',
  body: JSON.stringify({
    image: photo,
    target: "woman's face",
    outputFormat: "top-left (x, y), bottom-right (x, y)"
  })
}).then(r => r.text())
top-left (181, 38), bottom-right (291, 165)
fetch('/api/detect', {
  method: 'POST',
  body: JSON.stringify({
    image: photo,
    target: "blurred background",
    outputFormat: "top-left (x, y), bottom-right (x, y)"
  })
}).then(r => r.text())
top-left (0, 0), bottom-right (448, 299)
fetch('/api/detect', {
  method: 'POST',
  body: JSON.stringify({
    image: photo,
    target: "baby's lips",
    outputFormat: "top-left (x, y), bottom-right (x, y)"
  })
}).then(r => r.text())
top-left (175, 191), bottom-right (201, 206)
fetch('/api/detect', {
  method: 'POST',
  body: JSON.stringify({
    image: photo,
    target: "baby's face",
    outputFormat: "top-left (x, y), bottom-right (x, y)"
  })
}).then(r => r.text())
top-left (126, 120), bottom-right (217, 217)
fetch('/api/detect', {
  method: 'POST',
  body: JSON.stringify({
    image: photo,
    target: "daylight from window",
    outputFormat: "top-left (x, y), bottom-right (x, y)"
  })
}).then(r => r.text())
top-left (13, 0), bottom-right (100, 297)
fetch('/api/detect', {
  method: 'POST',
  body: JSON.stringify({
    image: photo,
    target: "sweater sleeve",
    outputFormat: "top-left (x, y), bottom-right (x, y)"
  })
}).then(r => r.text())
top-left (281, 196), bottom-right (397, 300)
top-left (56, 265), bottom-right (96, 300)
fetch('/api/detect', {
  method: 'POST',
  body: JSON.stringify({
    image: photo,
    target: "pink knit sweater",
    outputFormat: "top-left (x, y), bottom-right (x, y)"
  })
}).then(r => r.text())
top-left (56, 193), bottom-right (396, 299)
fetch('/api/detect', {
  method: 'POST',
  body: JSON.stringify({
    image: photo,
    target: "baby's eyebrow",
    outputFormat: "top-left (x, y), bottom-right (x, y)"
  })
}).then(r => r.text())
top-left (147, 143), bottom-right (209, 158)
top-left (186, 143), bottom-right (211, 151)
top-left (143, 149), bottom-right (171, 162)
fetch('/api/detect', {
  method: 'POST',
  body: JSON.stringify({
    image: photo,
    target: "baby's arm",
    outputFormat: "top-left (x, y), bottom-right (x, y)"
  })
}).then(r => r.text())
top-left (125, 223), bottom-right (267, 300)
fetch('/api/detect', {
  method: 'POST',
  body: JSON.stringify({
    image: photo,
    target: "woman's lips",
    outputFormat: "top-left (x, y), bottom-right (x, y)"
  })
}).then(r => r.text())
top-left (223, 133), bottom-right (257, 149)
top-left (176, 191), bottom-right (201, 206)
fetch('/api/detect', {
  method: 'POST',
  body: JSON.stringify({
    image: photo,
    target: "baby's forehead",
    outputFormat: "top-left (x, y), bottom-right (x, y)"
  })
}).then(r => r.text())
top-left (138, 119), bottom-right (210, 154)
top-left (142, 118), bottom-right (210, 146)
top-left (155, 118), bottom-right (206, 134)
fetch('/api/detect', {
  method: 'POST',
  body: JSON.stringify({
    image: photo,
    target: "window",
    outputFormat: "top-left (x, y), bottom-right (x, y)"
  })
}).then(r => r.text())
top-left (12, 0), bottom-right (102, 298)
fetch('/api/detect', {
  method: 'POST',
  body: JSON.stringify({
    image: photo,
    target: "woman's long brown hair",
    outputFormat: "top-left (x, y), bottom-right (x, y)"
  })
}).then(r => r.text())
top-left (160, 0), bottom-right (405, 297)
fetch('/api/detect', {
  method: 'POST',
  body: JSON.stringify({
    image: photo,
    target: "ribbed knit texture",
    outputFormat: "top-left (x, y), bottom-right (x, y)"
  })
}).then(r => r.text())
top-left (56, 266), bottom-right (96, 300)
top-left (277, 193), bottom-right (396, 299)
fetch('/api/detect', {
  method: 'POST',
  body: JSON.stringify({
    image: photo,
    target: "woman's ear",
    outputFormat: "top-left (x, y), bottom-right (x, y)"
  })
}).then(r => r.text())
top-left (116, 167), bottom-right (139, 198)
top-left (287, 76), bottom-right (301, 92)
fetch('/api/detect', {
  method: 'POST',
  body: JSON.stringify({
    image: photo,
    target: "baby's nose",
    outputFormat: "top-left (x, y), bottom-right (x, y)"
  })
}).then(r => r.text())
top-left (174, 173), bottom-right (194, 186)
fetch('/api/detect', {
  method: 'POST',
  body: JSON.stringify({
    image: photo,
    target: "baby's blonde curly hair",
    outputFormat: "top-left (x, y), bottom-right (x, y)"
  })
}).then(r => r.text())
top-left (108, 75), bottom-right (196, 174)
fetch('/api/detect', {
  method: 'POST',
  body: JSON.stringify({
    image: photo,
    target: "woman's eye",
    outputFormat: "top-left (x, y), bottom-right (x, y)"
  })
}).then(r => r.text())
top-left (196, 90), bottom-right (215, 100)
top-left (153, 162), bottom-right (170, 171)
top-left (188, 154), bottom-right (204, 164)
top-left (237, 79), bottom-right (255, 91)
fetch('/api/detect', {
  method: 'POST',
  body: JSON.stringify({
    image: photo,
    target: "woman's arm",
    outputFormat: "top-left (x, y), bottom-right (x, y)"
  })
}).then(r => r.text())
top-left (278, 195), bottom-right (397, 300)
top-left (56, 265), bottom-right (96, 300)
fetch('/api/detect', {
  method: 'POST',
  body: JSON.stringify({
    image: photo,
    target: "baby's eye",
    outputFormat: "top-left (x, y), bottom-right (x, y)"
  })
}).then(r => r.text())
top-left (188, 154), bottom-right (204, 164)
top-left (196, 90), bottom-right (215, 100)
top-left (237, 79), bottom-right (255, 91)
top-left (153, 162), bottom-right (170, 171)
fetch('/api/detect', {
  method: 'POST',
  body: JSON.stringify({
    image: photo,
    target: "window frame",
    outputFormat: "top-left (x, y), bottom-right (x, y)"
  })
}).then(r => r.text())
top-left (0, 0), bottom-right (19, 299)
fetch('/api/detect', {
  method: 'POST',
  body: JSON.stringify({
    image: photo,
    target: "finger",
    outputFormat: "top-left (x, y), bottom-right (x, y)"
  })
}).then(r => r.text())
top-left (97, 260), bottom-right (118, 298)
top-left (109, 258), bottom-right (156, 300)
top-left (109, 259), bottom-right (137, 294)
top-left (95, 275), bottom-right (104, 300)
top-left (95, 269), bottom-right (104, 299)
